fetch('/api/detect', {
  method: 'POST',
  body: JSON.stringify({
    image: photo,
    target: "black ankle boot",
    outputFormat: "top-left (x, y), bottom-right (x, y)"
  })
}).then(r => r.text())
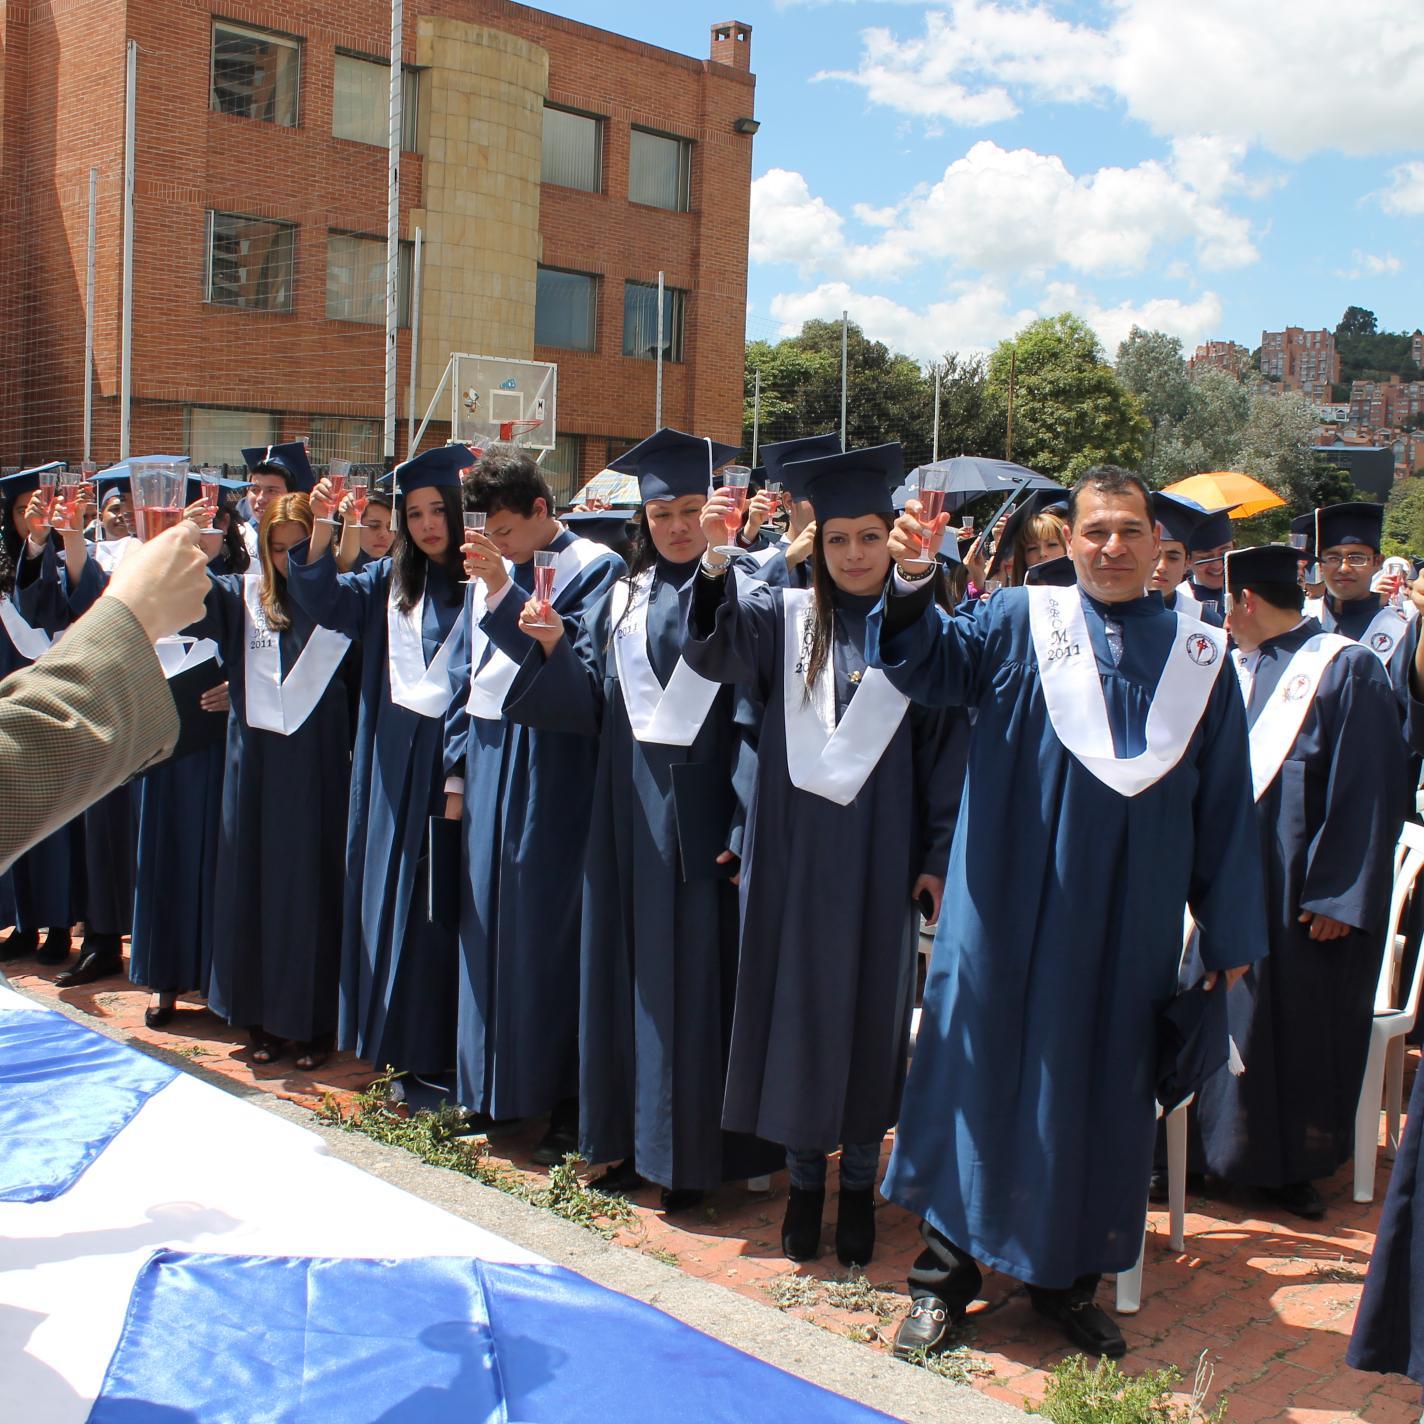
top-left (836, 1186), bottom-right (877, 1267)
top-left (36, 928), bottom-right (72, 966)
top-left (781, 1185), bottom-right (825, 1262)
top-left (0, 928), bottom-right (39, 962)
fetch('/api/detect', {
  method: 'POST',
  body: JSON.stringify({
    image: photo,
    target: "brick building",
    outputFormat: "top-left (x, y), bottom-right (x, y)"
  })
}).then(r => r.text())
top-left (0, 3), bottom-right (757, 495)
top-left (1187, 340), bottom-right (1250, 379)
top-left (1259, 327), bottom-right (1340, 404)
top-left (1349, 377), bottom-right (1424, 432)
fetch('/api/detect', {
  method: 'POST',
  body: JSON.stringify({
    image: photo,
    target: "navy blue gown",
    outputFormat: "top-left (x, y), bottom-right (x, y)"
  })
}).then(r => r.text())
top-left (683, 569), bottom-right (967, 1156)
top-left (1195, 622), bottom-right (1408, 1187)
top-left (443, 530), bottom-right (624, 1119)
top-left (498, 555), bottom-right (779, 1189)
top-left (284, 546), bottom-right (461, 1077)
top-left (190, 575), bottom-right (354, 1043)
top-left (868, 583), bottom-right (1267, 1288)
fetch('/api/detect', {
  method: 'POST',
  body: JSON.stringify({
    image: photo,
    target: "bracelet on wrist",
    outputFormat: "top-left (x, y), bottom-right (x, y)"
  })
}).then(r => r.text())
top-left (896, 561), bottom-right (935, 582)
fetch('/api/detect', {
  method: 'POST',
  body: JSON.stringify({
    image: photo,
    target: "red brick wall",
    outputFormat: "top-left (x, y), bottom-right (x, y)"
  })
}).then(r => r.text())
top-left (0, 0), bottom-right (755, 474)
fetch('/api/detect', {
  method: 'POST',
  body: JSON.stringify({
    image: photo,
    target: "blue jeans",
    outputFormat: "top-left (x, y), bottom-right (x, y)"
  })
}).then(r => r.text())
top-left (786, 1141), bottom-right (881, 1192)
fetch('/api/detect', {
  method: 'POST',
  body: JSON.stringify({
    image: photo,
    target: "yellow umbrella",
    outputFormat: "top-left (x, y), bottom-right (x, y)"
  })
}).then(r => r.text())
top-left (1162, 472), bottom-right (1285, 518)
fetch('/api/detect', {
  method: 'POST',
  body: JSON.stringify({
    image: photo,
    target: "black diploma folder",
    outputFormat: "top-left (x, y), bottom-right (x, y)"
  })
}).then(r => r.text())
top-left (427, 815), bottom-right (463, 928)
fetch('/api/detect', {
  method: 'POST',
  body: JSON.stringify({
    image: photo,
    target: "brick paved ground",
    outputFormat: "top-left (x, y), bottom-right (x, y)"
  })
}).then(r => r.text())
top-left (10, 955), bottom-right (1423, 1424)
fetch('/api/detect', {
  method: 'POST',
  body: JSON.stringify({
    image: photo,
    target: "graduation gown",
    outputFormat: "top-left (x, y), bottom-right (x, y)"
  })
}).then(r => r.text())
top-left (745, 536), bottom-right (811, 591)
top-left (683, 569), bottom-right (966, 1154)
top-left (191, 575), bottom-right (354, 1042)
top-left (869, 582), bottom-right (1267, 1289)
top-left (284, 546), bottom-right (462, 1077)
top-left (1193, 621), bottom-right (1407, 1186)
top-left (443, 529), bottom-right (624, 1119)
top-left (499, 555), bottom-right (778, 1189)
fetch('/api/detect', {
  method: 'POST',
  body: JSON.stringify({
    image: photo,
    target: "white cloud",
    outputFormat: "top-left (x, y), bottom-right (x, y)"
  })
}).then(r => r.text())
top-left (823, 0), bottom-right (1424, 160)
top-left (1335, 250), bottom-right (1403, 279)
top-left (1039, 284), bottom-right (1225, 355)
top-left (1374, 162), bottom-right (1424, 217)
top-left (749, 143), bottom-right (1256, 286)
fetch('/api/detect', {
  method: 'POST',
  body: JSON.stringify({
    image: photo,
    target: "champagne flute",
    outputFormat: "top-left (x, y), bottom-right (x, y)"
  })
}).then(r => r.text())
top-left (199, 467), bottom-right (223, 531)
top-left (713, 467), bottom-right (752, 557)
top-left (462, 511), bottom-right (487, 583)
top-left (36, 470), bottom-right (59, 529)
top-left (322, 459), bottom-right (350, 527)
top-left (766, 480), bottom-right (786, 517)
top-left (350, 471), bottom-right (370, 523)
top-left (52, 467), bottom-right (84, 535)
top-left (917, 470), bottom-right (949, 559)
top-left (530, 549), bottom-right (559, 628)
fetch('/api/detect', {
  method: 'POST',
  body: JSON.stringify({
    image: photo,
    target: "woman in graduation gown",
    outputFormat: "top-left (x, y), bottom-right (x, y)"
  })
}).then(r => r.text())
top-left (129, 486), bottom-right (248, 1028)
top-left (0, 469), bottom-right (99, 966)
top-left (495, 429), bottom-right (781, 1210)
top-left (189, 492), bottom-right (353, 1066)
top-left (283, 447), bottom-right (470, 1081)
top-left (683, 443), bottom-right (966, 1267)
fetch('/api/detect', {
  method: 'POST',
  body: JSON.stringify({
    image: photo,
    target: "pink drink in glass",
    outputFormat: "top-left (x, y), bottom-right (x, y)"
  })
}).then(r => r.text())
top-left (918, 476), bottom-right (948, 558)
top-left (134, 505), bottom-right (183, 541)
top-left (53, 480), bottom-right (81, 533)
top-left (201, 481), bottom-right (222, 530)
top-left (723, 482), bottom-right (748, 540)
top-left (534, 561), bottom-right (556, 605)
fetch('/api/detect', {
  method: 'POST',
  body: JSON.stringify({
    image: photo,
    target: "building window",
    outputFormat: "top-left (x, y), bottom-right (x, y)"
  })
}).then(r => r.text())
top-left (629, 127), bottom-right (691, 212)
top-left (535, 267), bottom-right (597, 352)
top-left (309, 416), bottom-right (381, 468)
top-left (541, 105), bottom-right (601, 193)
top-left (187, 407), bottom-right (277, 467)
top-left (206, 212), bottom-right (296, 312)
top-left (623, 281), bottom-right (685, 362)
top-left (210, 21), bottom-right (300, 127)
top-left (333, 53), bottom-right (420, 151)
top-left (541, 433), bottom-right (582, 506)
top-left (326, 233), bottom-right (413, 326)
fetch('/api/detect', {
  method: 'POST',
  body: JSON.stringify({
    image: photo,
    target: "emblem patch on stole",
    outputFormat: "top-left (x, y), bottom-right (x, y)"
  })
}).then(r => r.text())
top-left (1184, 632), bottom-right (1219, 666)
top-left (1282, 673), bottom-right (1310, 702)
top-left (1371, 632), bottom-right (1394, 653)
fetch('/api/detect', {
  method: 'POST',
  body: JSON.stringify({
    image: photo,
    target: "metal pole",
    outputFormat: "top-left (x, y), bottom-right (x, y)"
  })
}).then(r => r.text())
top-left (383, 0), bottom-right (403, 462)
top-left (655, 271), bottom-right (665, 429)
top-left (751, 368), bottom-right (761, 465)
top-left (932, 362), bottom-right (942, 464)
top-left (84, 168), bottom-right (97, 462)
top-left (1005, 348), bottom-right (1016, 461)
top-left (120, 42), bottom-right (137, 460)
top-left (406, 225), bottom-right (423, 458)
top-left (840, 310), bottom-right (848, 450)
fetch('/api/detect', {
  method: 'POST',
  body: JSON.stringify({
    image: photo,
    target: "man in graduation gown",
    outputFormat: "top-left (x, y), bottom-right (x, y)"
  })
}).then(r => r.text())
top-left (446, 449), bottom-right (624, 1162)
top-left (239, 441), bottom-right (316, 558)
top-left (743, 433), bottom-right (840, 590)
top-left (1191, 546), bottom-right (1407, 1219)
top-left (1186, 505), bottom-right (1233, 616)
top-left (1149, 493), bottom-right (1224, 626)
top-left (871, 465), bottom-right (1266, 1361)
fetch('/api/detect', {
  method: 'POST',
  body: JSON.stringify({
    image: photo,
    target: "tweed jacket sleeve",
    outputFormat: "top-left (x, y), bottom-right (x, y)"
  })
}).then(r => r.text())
top-left (0, 596), bottom-right (179, 873)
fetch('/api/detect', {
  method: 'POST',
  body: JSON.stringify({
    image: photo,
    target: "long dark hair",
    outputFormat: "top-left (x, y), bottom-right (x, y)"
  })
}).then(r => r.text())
top-left (803, 515), bottom-right (955, 692)
top-left (608, 516), bottom-right (659, 645)
top-left (0, 530), bottom-right (12, 599)
top-left (215, 496), bottom-right (252, 575)
top-left (1, 493), bottom-right (27, 594)
top-left (391, 487), bottom-right (464, 614)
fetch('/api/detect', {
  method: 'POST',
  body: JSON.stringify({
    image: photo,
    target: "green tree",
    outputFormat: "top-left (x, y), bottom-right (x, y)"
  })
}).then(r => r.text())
top-left (986, 314), bottom-right (1148, 481)
top-left (926, 351), bottom-right (1006, 461)
top-left (1337, 305), bottom-right (1378, 339)
top-left (1384, 476), bottom-right (1424, 558)
top-left (1114, 327), bottom-right (1194, 485)
top-left (1147, 368), bottom-right (1252, 487)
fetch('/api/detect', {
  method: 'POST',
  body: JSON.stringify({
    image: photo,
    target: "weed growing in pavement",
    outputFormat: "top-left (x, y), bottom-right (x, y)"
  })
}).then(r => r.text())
top-left (316, 1073), bottom-right (635, 1239)
top-left (1028, 1354), bottom-right (1226, 1423)
top-left (647, 1247), bottom-right (680, 1267)
top-left (901, 1343), bottom-right (996, 1385)
top-left (764, 1275), bottom-right (822, 1311)
top-left (175, 1045), bottom-right (208, 1059)
top-left (824, 1273), bottom-right (898, 1319)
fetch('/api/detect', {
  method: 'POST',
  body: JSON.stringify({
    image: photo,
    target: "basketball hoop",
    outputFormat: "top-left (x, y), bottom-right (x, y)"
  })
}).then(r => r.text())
top-left (499, 418), bottom-right (545, 443)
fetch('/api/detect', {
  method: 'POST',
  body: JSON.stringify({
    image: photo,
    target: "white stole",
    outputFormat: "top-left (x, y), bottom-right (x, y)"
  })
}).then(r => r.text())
top-left (466, 535), bottom-right (608, 722)
top-left (1321, 600), bottom-right (1413, 667)
top-left (780, 588), bottom-right (908, 806)
top-left (242, 576), bottom-right (351, 735)
top-left (1173, 585), bottom-right (1205, 618)
top-left (387, 590), bottom-right (461, 719)
top-left (1233, 632), bottom-right (1352, 801)
top-left (1026, 585), bottom-right (1226, 799)
top-left (153, 635), bottom-right (219, 681)
top-left (0, 596), bottom-right (52, 662)
top-left (93, 537), bottom-right (136, 574)
top-left (608, 570), bottom-right (719, 746)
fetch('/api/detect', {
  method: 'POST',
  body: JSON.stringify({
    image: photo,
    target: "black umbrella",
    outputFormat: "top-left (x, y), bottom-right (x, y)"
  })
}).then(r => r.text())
top-left (906, 456), bottom-right (1062, 511)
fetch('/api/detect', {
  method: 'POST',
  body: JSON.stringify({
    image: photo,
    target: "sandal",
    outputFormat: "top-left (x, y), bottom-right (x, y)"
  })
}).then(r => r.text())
top-left (294, 1041), bottom-right (331, 1072)
top-left (248, 1028), bottom-right (282, 1064)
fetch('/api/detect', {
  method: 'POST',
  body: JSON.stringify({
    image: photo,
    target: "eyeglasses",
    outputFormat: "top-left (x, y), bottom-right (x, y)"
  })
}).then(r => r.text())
top-left (1320, 552), bottom-right (1373, 570)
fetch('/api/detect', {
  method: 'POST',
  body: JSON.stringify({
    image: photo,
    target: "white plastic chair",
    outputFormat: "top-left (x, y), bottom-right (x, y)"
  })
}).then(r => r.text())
top-left (1353, 820), bottom-right (1424, 1203)
top-left (1117, 1096), bottom-right (1190, 1314)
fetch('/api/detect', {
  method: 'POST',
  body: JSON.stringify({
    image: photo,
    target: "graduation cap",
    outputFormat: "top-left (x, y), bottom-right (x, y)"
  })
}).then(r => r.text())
top-left (0, 461), bottom-right (66, 509)
top-left (1225, 544), bottom-right (1302, 590)
top-left (785, 443), bottom-right (903, 523)
top-left (241, 440), bottom-right (315, 494)
top-left (988, 489), bottom-right (1068, 576)
top-left (1151, 492), bottom-right (1213, 549)
top-left (759, 433), bottom-right (842, 501)
top-left (607, 428), bottom-right (739, 503)
top-left (393, 442), bottom-right (476, 496)
top-left (1187, 506), bottom-right (1237, 553)
top-left (1023, 554), bottom-right (1077, 588)
top-left (1312, 501), bottom-right (1384, 553)
top-left (562, 509), bottom-right (637, 552)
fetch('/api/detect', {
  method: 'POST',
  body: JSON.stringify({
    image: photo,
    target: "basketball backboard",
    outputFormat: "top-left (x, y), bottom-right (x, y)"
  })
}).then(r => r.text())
top-left (452, 354), bottom-right (557, 452)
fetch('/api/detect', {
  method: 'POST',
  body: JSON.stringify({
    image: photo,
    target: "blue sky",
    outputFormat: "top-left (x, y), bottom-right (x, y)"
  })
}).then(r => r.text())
top-left (545, 1), bottom-right (1422, 363)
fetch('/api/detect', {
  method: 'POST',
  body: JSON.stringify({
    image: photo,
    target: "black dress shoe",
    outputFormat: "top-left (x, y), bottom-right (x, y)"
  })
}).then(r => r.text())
top-left (781, 1185), bottom-right (825, 1262)
top-left (592, 1160), bottom-right (645, 1194)
top-left (893, 1297), bottom-right (959, 1359)
top-left (836, 1185), bottom-right (877, 1267)
top-left (1031, 1289), bottom-right (1126, 1358)
top-left (1148, 1168), bottom-right (1168, 1203)
top-left (144, 1001), bottom-right (176, 1030)
top-left (659, 1187), bottom-right (705, 1214)
top-left (53, 949), bottom-right (124, 987)
top-left (530, 1122), bottom-right (580, 1167)
top-left (0, 929), bottom-right (39, 962)
top-left (1262, 1180), bottom-right (1326, 1221)
top-left (35, 929), bottom-right (72, 966)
